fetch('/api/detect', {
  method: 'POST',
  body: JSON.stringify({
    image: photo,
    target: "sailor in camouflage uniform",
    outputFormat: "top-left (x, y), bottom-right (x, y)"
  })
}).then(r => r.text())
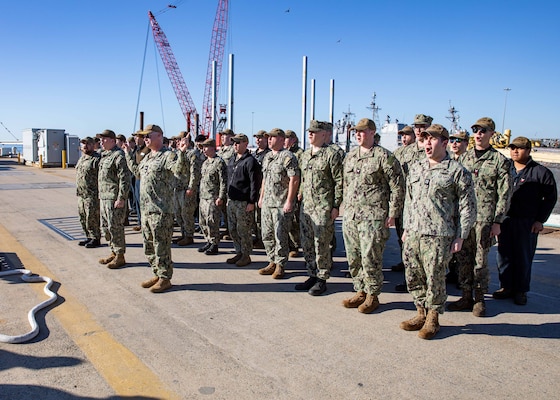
top-left (390, 125), bottom-right (416, 275)
top-left (76, 136), bottom-right (101, 248)
top-left (285, 129), bottom-right (304, 257)
top-left (173, 132), bottom-right (201, 246)
top-left (341, 118), bottom-right (404, 314)
top-left (257, 128), bottom-right (300, 279)
top-left (252, 130), bottom-right (271, 249)
top-left (197, 139), bottom-right (227, 255)
top-left (400, 124), bottom-right (476, 339)
top-left (294, 120), bottom-right (343, 296)
top-left (218, 129), bottom-right (236, 238)
top-left (97, 129), bottom-right (131, 269)
top-left (448, 117), bottom-right (512, 317)
top-left (124, 124), bottom-right (188, 293)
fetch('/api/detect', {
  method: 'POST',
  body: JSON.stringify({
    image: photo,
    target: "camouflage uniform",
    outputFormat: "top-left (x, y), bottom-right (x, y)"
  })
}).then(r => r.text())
top-left (76, 152), bottom-right (101, 241)
top-left (199, 156), bottom-right (227, 245)
top-left (288, 142), bottom-right (304, 252)
top-left (174, 149), bottom-right (201, 239)
top-left (299, 145), bottom-right (343, 280)
top-left (126, 148), bottom-right (186, 279)
top-left (342, 146), bottom-right (404, 295)
top-left (99, 146), bottom-right (131, 255)
top-left (403, 156), bottom-right (477, 313)
top-left (261, 149), bottom-right (300, 268)
top-left (456, 148), bottom-right (512, 293)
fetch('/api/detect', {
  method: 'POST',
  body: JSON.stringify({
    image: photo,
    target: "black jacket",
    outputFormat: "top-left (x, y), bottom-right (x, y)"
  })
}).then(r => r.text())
top-left (227, 150), bottom-right (262, 203)
top-left (507, 158), bottom-right (557, 222)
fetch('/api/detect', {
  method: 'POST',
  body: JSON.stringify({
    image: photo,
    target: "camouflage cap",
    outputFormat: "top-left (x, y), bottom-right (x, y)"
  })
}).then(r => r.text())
top-left (178, 131), bottom-right (189, 139)
top-left (508, 136), bottom-right (532, 149)
top-left (138, 124), bottom-right (164, 136)
top-left (267, 128), bottom-right (286, 137)
top-left (398, 126), bottom-right (414, 136)
top-left (413, 114), bottom-right (433, 126)
top-left (351, 118), bottom-right (376, 131)
top-left (232, 133), bottom-right (249, 143)
top-left (424, 123), bottom-right (449, 139)
top-left (285, 129), bottom-right (297, 137)
top-left (96, 129), bottom-right (116, 139)
top-left (133, 129), bottom-right (144, 137)
top-left (254, 130), bottom-right (267, 138)
top-left (202, 138), bottom-right (216, 147)
top-left (471, 117), bottom-right (495, 131)
top-left (219, 128), bottom-right (234, 136)
top-left (116, 134), bottom-right (126, 142)
top-left (80, 136), bottom-right (94, 144)
top-left (450, 130), bottom-right (469, 140)
top-left (307, 120), bottom-right (330, 132)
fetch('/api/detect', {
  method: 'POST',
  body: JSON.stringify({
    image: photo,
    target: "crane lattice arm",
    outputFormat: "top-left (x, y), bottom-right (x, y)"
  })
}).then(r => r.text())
top-left (201, 0), bottom-right (229, 136)
top-left (148, 11), bottom-right (198, 133)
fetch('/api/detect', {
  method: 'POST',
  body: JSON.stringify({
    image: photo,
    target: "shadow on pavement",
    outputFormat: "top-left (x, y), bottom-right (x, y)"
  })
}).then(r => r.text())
top-left (0, 349), bottom-right (82, 372)
top-left (0, 385), bottom-right (159, 400)
top-left (436, 322), bottom-right (560, 340)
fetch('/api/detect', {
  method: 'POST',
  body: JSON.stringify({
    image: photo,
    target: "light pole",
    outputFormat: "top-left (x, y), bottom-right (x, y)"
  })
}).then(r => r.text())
top-left (501, 88), bottom-right (511, 134)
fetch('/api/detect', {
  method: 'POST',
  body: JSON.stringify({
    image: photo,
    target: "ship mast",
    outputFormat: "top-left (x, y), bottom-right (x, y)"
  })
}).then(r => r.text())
top-left (446, 102), bottom-right (461, 134)
top-left (366, 92), bottom-right (381, 128)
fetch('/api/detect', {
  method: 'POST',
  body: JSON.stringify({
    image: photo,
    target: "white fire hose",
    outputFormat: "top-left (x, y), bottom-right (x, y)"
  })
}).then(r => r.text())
top-left (0, 268), bottom-right (58, 344)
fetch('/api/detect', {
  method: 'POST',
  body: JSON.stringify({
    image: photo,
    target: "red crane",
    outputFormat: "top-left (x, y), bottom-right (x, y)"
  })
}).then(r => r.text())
top-left (147, 1), bottom-right (229, 136)
top-left (201, 0), bottom-right (229, 136)
top-left (148, 11), bottom-right (198, 134)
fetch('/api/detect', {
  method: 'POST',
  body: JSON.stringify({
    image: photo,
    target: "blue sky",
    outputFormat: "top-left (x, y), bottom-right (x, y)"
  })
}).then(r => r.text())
top-left (1, 0), bottom-right (559, 144)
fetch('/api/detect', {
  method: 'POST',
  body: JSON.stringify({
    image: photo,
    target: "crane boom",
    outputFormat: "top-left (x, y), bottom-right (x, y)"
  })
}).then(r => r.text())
top-left (148, 11), bottom-right (198, 133)
top-left (201, 0), bottom-right (229, 136)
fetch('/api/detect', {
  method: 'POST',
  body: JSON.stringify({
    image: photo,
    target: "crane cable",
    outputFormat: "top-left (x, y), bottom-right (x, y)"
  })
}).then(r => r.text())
top-left (133, 22), bottom-right (151, 133)
top-left (0, 267), bottom-right (58, 344)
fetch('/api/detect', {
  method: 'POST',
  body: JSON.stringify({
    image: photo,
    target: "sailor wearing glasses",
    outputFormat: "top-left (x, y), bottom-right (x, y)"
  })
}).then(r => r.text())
top-left (449, 130), bottom-right (470, 160)
top-left (447, 117), bottom-right (512, 317)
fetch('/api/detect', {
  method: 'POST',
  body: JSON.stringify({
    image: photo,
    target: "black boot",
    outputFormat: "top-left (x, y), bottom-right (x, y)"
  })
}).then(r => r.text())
top-left (205, 244), bottom-right (219, 255)
top-left (295, 276), bottom-right (317, 291)
top-left (78, 239), bottom-right (91, 246)
top-left (85, 239), bottom-right (101, 248)
top-left (198, 242), bottom-right (211, 253)
top-left (308, 279), bottom-right (327, 296)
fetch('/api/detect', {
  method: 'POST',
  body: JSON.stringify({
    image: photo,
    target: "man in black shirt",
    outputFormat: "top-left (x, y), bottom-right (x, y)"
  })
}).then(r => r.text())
top-left (495, 136), bottom-right (557, 305)
top-left (226, 134), bottom-right (262, 267)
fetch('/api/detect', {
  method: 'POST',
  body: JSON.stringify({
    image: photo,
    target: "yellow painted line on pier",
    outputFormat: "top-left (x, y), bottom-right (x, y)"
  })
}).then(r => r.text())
top-left (0, 223), bottom-right (180, 400)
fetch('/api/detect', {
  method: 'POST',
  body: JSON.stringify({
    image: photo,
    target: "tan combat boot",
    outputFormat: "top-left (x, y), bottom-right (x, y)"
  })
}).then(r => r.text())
top-left (400, 305), bottom-right (426, 331)
top-left (141, 276), bottom-right (159, 288)
top-left (177, 237), bottom-right (194, 246)
top-left (418, 309), bottom-right (440, 339)
top-left (227, 253), bottom-right (243, 264)
top-left (107, 254), bottom-right (126, 269)
top-left (235, 255), bottom-right (252, 267)
top-left (258, 262), bottom-right (276, 275)
top-left (150, 278), bottom-right (172, 293)
top-left (342, 291), bottom-right (367, 308)
top-left (472, 289), bottom-right (486, 317)
top-left (358, 293), bottom-right (380, 314)
top-left (272, 264), bottom-right (284, 279)
top-left (447, 289), bottom-right (474, 311)
top-left (99, 252), bottom-right (116, 265)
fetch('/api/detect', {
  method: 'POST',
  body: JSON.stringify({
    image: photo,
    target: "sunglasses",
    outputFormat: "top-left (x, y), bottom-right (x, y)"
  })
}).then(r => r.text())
top-left (472, 127), bottom-right (487, 134)
top-left (449, 138), bottom-right (466, 143)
